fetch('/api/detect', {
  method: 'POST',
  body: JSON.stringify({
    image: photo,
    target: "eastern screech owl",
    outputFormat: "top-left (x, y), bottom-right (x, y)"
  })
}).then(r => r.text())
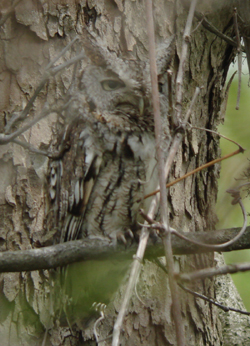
top-left (48, 35), bottom-right (173, 246)
top-left (47, 35), bottom-right (173, 324)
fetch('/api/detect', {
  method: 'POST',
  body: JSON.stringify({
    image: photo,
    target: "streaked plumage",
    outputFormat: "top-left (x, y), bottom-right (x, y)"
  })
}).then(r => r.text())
top-left (47, 35), bottom-right (173, 324)
top-left (49, 74), bottom-right (158, 244)
top-left (48, 35), bottom-right (173, 245)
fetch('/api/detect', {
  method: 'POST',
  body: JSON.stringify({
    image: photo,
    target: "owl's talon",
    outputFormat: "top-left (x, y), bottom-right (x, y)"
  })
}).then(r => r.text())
top-left (92, 301), bottom-right (107, 314)
top-left (116, 232), bottom-right (127, 245)
top-left (126, 229), bottom-right (134, 239)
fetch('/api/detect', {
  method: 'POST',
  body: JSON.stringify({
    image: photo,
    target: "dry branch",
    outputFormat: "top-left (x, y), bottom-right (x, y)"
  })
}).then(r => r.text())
top-left (178, 262), bottom-right (250, 282)
top-left (1, 226), bottom-right (250, 273)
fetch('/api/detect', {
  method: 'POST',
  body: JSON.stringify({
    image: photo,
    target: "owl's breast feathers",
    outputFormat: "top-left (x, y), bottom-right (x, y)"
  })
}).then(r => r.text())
top-left (49, 113), bottom-right (158, 244)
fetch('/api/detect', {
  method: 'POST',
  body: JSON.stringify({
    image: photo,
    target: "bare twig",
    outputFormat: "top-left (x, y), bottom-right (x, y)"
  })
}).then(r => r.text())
top-left (112, 0), bottom-right (179, 343)
top-left (4, 43), bottom-right (84, 133)
top-left (0, 106), bottom-right (55, 145)
top-left (175, 0), bottom-right (199, 126)
top-left (112, 228), bottom-right (152, 346)
top-left (171, 195), bottom-right (247, 250)
top-left (154, 259), bottom-right (250, 316)
top-left (148, 2), bottom-right (198, 346)
top-left (195, 11), bottom-right (243, 51)
top-left (152, 259), bottom-right (250, 317)
top-left (188, 124), bottom-right (244, 150)
top-left (45, 36), bottom-right (80, 71)
top-left (0, 39), bottom-right (86, 148)
top-left (146, 0), bottom-right (186, 344)
top-left (158, 87), bottom-right (200, 198)
top-left (178, 262), bottom-right (250, 282)
top-left (136, 7), bottom-right (201, 342)
top-left (144, 147), bottom-right (243, 200)
top-left (233, 8), bottom-right (242, 110)
top-left (12, 139), bottom-right (49, 156)
top-left (178, 283), bottom-right (250, 316)
top-left (141, 192), bottom-right (248, 251)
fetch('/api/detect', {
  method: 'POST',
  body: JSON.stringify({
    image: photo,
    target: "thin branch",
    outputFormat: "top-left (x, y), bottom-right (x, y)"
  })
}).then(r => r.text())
top-left (146, 1), bottom-right (197, 345)
top-left (4, 46), bottom-right (84, 133)
top-left (113, 0), bottom-right (178, 342)
top-left (188, 124), bottom-right (244, 150)
top-left (0, 106), bottom-right (55, 145)
top-left (178, 262), bottom-right (250, 282)
top-left (178, 283), bottom-right (250, 316)
top-left (112, 229), bottom-right (152, 346)
top-left (195, 11), bottom-right (244, 51)
top-left (233, 8), bottom-right (242, 110)
top-left (141, 190), bottom-right (248, 251)
top-left (145, 191), bottom-right (248, 251)
top-left (93, 305), bottom-right (106, 345)
top-left (175, 0), bottom-right (198, 126)
top-left (156, 259), bottom-right (250, 316)
top-left (12, 139), bottom-right (49, 156)
top-left (45, 36), bottom-right (80, 71)
top-left (144, 148), bottom-right (243, 200)
top-left (145, 0), bottom-right (184, 340)
top-left (154, 259), bottom-right (250, 316)
top-left (113, 1), bottom-right (200, 345)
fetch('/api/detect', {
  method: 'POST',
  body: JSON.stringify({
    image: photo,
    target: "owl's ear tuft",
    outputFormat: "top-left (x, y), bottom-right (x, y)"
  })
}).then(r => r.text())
top-left (156, 35), bottom-right (175, 76)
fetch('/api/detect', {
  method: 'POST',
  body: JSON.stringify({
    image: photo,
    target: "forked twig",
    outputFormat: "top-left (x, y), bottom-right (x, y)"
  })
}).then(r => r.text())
top-left (45, 36), bottom-right (80, 71)
top-left (0, 106), bottom-right (55, 145)
top-left (0, 38), bottom-right (87, 150)
top-left (93, 304), bottom-right (106, 345)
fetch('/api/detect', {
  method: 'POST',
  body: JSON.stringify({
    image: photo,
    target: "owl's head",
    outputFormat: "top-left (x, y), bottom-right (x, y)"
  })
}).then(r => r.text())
top-left (80, 64), bottom-right (147, 117)
top-left (76, 33), bottom-right (174, 128)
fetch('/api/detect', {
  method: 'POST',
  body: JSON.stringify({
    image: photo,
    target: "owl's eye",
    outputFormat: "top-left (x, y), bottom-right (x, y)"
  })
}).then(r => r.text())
top-left (101, 79), bottom-right (125, 91)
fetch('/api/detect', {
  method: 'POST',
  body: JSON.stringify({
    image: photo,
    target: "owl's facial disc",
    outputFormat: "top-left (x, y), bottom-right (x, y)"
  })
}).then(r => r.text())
top-left (99, 74), bottom-right (145, 115)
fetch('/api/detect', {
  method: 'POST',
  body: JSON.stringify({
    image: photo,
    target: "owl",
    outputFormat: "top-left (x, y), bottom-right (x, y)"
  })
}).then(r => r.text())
top-left (48, 34), bottom-right (173, 246)
top-left (47, 34), bottom-right (173, 324)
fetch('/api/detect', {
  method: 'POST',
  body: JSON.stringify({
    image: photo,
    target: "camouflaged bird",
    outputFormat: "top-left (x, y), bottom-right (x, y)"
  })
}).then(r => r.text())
top-left (48, 34), bottom-right (173, 246)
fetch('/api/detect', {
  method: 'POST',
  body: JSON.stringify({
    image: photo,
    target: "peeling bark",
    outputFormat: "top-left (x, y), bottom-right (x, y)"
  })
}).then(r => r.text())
top-left (0, 0), bottom-right (250, 345)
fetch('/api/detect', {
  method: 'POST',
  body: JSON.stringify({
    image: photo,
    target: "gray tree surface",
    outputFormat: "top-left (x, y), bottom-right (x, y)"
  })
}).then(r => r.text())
top-left (0, 0), bottom-right (250, 345)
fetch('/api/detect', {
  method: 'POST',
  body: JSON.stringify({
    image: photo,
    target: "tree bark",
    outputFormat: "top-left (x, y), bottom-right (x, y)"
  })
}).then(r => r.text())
top-left (0, 0), bottom-right (250, 345)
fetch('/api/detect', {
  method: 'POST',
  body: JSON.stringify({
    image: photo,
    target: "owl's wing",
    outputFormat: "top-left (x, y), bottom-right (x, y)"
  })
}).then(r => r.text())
top-left (49, 120), bottom-right (103, 242)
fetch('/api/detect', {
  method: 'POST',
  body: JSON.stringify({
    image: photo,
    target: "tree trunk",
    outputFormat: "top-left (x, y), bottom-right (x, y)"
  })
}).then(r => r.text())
top-left (0, 0), bottom-right (250, 345)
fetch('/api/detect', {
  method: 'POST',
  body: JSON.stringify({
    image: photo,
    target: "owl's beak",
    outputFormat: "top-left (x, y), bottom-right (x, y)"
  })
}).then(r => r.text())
top-left (139, 97), bottom-right (144, 116)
